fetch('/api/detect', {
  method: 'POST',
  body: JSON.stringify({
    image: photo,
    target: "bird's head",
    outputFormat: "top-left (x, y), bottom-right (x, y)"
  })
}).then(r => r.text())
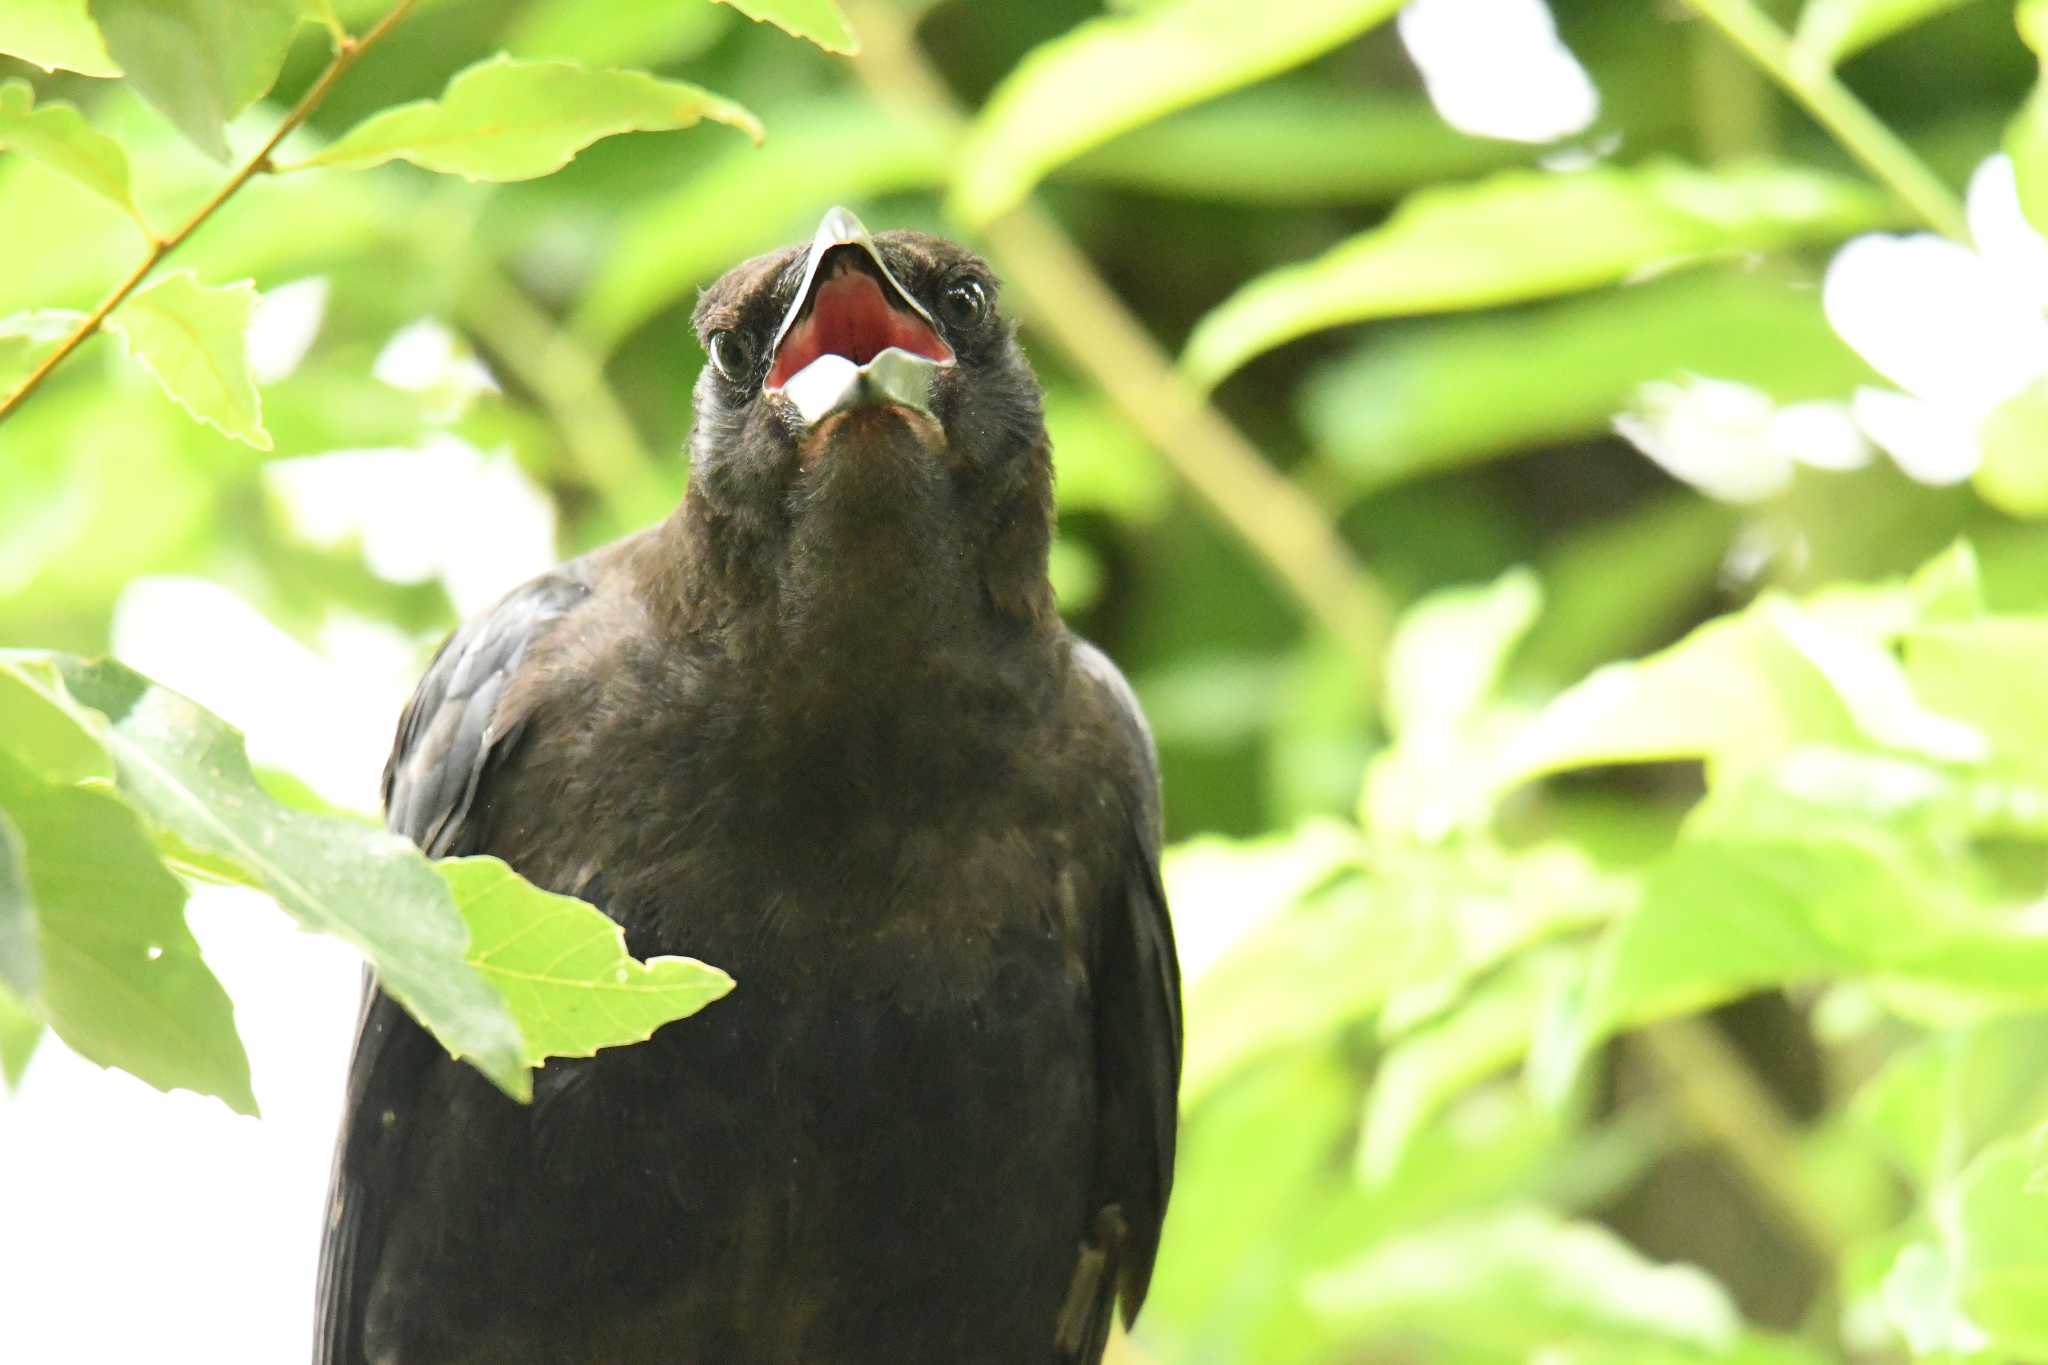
top-left (685, 208), bottom-right (1054, 636)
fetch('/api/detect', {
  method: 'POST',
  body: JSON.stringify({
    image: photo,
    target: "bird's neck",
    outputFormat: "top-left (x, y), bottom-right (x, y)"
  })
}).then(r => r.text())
top-left (621, 488), bottom-right (1059, 817)
top-left (655, 433), bottom-right (1056, 668)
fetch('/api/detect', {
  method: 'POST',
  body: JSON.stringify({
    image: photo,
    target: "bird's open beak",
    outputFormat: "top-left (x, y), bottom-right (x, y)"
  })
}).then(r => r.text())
top-left (762, 206), bottom-right (955, 427)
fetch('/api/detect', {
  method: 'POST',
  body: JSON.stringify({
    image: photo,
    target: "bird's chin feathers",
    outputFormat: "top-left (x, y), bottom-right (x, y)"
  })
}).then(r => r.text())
top-left (796, 401), bottom-right (946, 468)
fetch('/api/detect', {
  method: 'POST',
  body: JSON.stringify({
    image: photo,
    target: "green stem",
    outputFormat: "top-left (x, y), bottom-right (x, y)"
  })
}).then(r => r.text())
top-left (1642, 1017), bottom-right (1847, 1263)
top-left (456, 265), bottom-right (672, 531)
top-left (0, 0), bottom-right (421, 427)
top-left (1685, 0), bottom-right (1968, 239)
top-left (1688, 13), bottom-right (1778, 163)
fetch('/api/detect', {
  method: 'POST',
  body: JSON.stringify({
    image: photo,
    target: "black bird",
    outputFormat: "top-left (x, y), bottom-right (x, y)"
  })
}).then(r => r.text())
top-left (315, 208), bottom-right (1181, 1364)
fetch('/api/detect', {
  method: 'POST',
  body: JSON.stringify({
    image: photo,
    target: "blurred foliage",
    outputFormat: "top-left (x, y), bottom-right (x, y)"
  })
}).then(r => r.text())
top-left (1, 649), bottom-right (731, 1104)
top-left (6, 0), bottom-right (2048, 1361)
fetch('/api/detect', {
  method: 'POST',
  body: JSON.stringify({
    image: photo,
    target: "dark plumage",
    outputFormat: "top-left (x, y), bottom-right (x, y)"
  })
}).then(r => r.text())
top-left (314, 211), bottom-right (1181, 1364)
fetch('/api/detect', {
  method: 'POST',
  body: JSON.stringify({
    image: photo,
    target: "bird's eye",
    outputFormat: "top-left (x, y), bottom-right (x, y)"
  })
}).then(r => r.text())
top-left (938, 277), bottom-right (989, 331)
top-left (708, 330), bottom-right (756, 385)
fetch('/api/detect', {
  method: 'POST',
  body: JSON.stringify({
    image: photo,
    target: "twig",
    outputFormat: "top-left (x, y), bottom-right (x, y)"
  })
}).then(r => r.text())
top-left (0, 0), bottom-right (421, 425)
top-left (1684, 0), bottom-right (1968, 239)
top-left (1688, 13), bottom-right (1777, 163)
top-left (1641, 1016), bottom-right (1847, 1263)
top-left (456, 263), bottom-right (673, 528)
top-left (843, 2), bottom-right (1395, 682)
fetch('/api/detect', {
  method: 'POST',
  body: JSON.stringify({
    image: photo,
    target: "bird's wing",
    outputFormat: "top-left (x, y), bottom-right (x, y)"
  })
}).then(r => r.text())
top-left (1060, 640), bottom-right (1183, 1362)
top-left (314, 570), bottom-right (590, 1365)
top-left (382, 571), bottom-right (592, 859)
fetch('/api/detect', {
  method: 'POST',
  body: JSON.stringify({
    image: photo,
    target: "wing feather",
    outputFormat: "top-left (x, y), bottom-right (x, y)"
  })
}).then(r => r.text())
top-left (314, 570), bottom-right (589, 1364)
top-left (1068, 640), bottom-right (1182, 1354)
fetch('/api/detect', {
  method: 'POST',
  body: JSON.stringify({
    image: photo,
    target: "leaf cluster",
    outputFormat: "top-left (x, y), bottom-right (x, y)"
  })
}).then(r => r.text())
top-left (0, 651), bottom-right (731, 1109)
top-left (4, 0), bottom-right (2048, 1362)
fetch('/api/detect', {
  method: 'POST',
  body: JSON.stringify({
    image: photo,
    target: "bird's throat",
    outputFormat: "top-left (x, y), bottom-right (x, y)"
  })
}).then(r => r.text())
top-left (782, 435), bottom-right (967, 651)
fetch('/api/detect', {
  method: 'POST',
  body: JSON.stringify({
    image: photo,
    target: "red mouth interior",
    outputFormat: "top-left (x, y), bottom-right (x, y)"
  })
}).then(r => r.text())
top-left (766, 255), bottom-right (953, 390)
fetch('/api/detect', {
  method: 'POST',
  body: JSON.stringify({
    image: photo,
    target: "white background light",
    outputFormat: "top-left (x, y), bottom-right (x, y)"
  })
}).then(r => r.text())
top-left (1399, 0), bottom-right (1599, 145)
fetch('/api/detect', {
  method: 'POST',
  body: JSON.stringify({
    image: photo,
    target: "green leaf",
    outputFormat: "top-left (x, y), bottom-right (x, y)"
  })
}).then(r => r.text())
top-left (1878, 1131), bottom-right (2048, 1355)
top-left (1180, 833), bottom-right (1621, 1105)
top-left (2010, 1), bottom-right (2048, 238)
top-left (1163, 823), bottom-right (1366, 964)
top-left (1384, 567), bottom-right (1540, 744)
top-left (1768, 600), bottom-right (1986, 764)
top-left (1582, 836), bottom-right (1898, 1040)
top-left (711, 0), bottom-right (855, 54)
top-left (1520, 495), bottom-right (1742, 688)
top-left (1977, 376), bottom-right (2048, 517)
top-left (1061, 86), bottom-right (1522, 205)
top-left (2025, 0), bottom-right (2048, 51)
top-left (1509, 555), bottom-right (1986, 783)
top-left (0, 656), bottom-right (112, 787)
top-left (1905, 618), bottom-right (2048, 762)
top-left (1182, 160), bottom-right (1896, 388)
top-left (0, 805), bottom-right (38, 1000)
top-left (1500, 596), bottom-right (1862, 788)
top-left (577, 97), bottom-right (954, 348)
top-left (1908, 538), bottom-right (1986, 623)
top-left (0, 0), bottom-right (119, 76)
top-left (1850, 1019), bottom-right (2048, 1189)
top-left (1171, 826), bottom-right (1385, 1101)
top-left (503, 0), bottom-right (732, 68)
top-left (1298, 268), bottom-right (1876, 491)
top-left (0, 308), bottom-right (86, 347)
top-left (0, 308), bottom-right (84, 392)
top-left (949, 0), bottom-right (1403, 226)
top-left (1359, 950), bottom-right (1574, 1185)
top-left (0, 983), bottom-right (41, 1089)
top-left (105, 271), bottom-right (269, 451)
top-left (0, 754), bottom-right (254, 1112)
top-left (0, 79), bottom-right (145, 229)
top-left (1951, 1138), bottom-right (2048, 1355)
top-left (87, 0), bottom-right (300, 162)
top-left (1361, 568), bottom-right (1543, 840)
top-left (301, 0), bottom-right (343, 43)
top-left (290, 55), bottom-right (762, 182)
top-left (1880, 1241), bottom-right (1983, 1356)
top-left (443, 856), bottom-right (732, 1063)
top-left (1571, 755), bottom-right (2048, 1050)
top-left (13, 653), bottom-right (530, 1100)
top-left (1145, 1046), bottom-right (1363, 1354)
top-left (1791, 0), bottom-right (1973, 66)
top-left (1308, 1207), bottom-right (1745, 1353)
top-left (1539, 1341), bottom-right (1827, 1365)
top-left (2007, 79), bottom-right (2048, 241)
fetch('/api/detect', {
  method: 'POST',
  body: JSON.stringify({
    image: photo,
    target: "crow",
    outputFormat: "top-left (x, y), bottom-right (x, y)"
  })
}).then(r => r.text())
top-left (314, 207), bottom-right (1181, 1364)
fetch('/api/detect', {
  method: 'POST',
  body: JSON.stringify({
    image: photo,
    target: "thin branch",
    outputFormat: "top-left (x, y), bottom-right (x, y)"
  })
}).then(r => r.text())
top-left (1688, 13), bottom-right (1778, 164)
top-left (842, 2), bottom-right (1395, 683)
top-left (1684, 0), bottom-right (1968, 239)
top-left (1641, 1017), bottom-right (1848, 1263)
top-left (0, 0), bottom-right (421, 426)
top-left (456, 263), bottom-right (673, 529)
